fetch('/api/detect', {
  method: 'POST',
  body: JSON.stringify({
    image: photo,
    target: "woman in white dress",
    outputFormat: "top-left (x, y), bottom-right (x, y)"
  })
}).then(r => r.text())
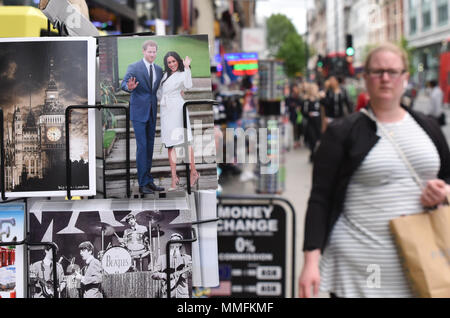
top-left (158, 51), bottom-right (200, 191)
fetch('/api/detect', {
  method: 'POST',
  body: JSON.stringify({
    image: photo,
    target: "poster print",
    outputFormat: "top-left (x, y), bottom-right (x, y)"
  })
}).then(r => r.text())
top-left (28, 199), bottom-right (193, 298)
top-left (207, 203), bottom-right (290, 298)
top-left (0, 37), bottom-right (96, 197)
top-left (0, 203), bottom-right (25, 298)
top-left (98, 34), bottom-right (217, 197)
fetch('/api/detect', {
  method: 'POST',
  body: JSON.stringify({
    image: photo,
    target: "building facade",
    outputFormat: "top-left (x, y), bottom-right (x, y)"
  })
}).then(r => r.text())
top-left (326, 0), bottom-right (347, 53)
top-left (384, 0), bottom-right (404, 43)
top-left (308, 0), bottom-right (405, 69)
top-left (348, 0), bottom-right (373, 68)
top-left (368, 0), bottom-right (386, 44)
top-left (307, 0), bottom-right (327, 69)
top-left (347, 0), bottom-right (404, 68)
top-left (405, 0), bottom-right (450, 85)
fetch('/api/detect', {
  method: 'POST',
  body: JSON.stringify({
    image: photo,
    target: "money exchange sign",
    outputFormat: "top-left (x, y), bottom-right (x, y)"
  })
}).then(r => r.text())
top-left (212, 203), bottom-right (289, 297)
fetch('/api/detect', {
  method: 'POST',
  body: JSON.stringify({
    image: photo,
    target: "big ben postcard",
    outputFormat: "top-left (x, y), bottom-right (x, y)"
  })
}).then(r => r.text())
top-left (0, 37), bottom-right (96, 197)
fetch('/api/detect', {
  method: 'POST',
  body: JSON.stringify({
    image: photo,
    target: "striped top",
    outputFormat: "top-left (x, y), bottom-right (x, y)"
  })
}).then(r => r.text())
top-left (319, 112), bottom-right (440, 298)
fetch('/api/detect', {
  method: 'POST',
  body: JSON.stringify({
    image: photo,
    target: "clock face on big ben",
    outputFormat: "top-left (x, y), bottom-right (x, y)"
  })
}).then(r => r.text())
top-left (47, 127), bottom-right (62, 142)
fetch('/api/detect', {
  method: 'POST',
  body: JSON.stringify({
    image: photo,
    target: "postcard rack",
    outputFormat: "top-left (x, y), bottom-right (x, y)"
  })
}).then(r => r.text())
top-left (1, 109), bottom-right (6, 201)
top-left (160, 217), bottom-right (220, 299)
top-left (0, 197), bottom-right (60, 298)
top-left (65, 104), bottom-right (131, 200)
top-left (64, 100), bottom-right (223, 199)
top-left (0, 240), bottom-right (59, 298)
top-left (0, 31), bottom-right (221, 298)
top-left (163, 227), bottom-right (198, 299)
top-left (182, 99), bottom-right (219, 194)
top-left (0, 110), bottom-right (28, 202)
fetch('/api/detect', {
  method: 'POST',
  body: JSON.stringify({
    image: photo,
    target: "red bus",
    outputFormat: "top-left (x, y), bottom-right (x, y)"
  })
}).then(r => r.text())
top-left (321, 52), bottom-right (355, 78)
top-left (440, 39), bottom-right (450, 104)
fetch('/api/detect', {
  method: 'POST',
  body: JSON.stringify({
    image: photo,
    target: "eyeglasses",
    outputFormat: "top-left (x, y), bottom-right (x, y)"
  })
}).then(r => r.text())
top-left (366, 68), bottom-right (406, 79)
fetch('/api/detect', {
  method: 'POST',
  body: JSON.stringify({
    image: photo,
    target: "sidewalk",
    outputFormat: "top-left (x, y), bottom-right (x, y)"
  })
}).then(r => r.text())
top-left (220, 146), bottom-right (329, 297)
top-left (412, 91), bottom-right (450, 142)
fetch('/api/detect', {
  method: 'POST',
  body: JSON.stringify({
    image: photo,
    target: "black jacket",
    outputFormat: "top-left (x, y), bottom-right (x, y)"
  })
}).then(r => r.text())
top-left (303, 105), bottom-right (450, 252)
top-left (302, 99), bottom-right (321, 118)
top-left (285, 96), bottom-right (303, 124)
top-left (321, 88), bottom-right (353, 118)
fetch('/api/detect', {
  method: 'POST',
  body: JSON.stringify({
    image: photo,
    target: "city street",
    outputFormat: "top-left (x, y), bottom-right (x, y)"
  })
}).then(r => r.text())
top-left (412, 91), bottom-right (450, 142)
top-left (2, 0), bottom-right (450, 302)
top-left (220, 145), bottom-right (318, 297)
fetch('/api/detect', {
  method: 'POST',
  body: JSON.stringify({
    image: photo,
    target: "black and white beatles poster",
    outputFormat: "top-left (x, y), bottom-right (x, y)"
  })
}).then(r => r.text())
top-left (28, 199), bottom-right (193, 298)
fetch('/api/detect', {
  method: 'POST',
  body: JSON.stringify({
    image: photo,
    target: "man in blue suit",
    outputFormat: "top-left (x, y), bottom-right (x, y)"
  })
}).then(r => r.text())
top-left (121, 40), bottom-right (164, 194)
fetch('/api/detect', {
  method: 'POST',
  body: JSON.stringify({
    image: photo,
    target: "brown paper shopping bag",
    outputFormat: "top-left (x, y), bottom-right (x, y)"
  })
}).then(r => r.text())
top-left (390, 202), bottom-right (450, 298)
top-left (361, 108), bottom-right (450, 297)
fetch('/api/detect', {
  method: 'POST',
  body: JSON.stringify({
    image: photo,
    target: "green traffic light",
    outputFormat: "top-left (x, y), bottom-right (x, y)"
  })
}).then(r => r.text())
top-left (346, 47), bottom-right (355, 56)
top-left (317, 62), bottom-right (323, 67)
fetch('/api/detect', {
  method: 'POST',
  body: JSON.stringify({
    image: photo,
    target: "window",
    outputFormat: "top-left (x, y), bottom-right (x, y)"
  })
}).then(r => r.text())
top-left (422, 11), bottom-right (431, 30)
top-left (421, 0), bottom-right (431, 31)
top-left (409, 0), bottom-right (418, 7)
top-left (410, 16), bottom-right (417, 34)
top-left (409, 0), bottom-right (418, 35)
top-left (437, 0), bottom-right (448, 25)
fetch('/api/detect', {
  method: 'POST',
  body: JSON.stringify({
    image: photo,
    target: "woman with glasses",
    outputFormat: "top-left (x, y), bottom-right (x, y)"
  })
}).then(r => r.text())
top-left (298, 43), bottom-right (450, 298)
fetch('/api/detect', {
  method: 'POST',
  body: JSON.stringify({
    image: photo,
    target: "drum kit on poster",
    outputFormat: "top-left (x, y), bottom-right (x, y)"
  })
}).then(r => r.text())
top-left (93, 210), bottom-right (165, 275)
top-left (47, 210), bottom-right (167, 298)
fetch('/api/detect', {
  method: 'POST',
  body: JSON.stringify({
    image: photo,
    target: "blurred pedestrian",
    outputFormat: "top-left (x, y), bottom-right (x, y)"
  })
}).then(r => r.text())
top-left (285, 83), bottom-right (303, 148)
top-left (225, 95), bottom-right (242, 129)
top-left (298, 43), bottom-right (450, 298)
top-left (320, 75), bottom-right (353, 132)
top-left (425, 80), bottom-right (432, 97)
top-left (401, 81), bottom-right (417, 108)
top-left (428, 79), bottom-right (445, 126)
top-left (319, 80), bottom-right (329, 133)
top-left (302, 82), bottom-right (322, 162)
top-left (355, 89), bottom-right (370, 112)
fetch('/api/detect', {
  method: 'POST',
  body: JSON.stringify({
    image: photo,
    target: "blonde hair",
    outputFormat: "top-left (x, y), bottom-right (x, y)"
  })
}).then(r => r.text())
top-left (301, 83), bottom-right (309, 98)
top-left (309, 82), bottom-right (319, 98)
top-left (304, 82), bottom-right (319, 99)
top-left (364, 43), bottom-right (409, 73)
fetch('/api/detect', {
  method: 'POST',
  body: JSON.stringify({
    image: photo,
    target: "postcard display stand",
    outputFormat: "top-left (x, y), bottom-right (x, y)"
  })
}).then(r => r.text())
top-left (0, 34), bottom-right (220, 298)
top-left (256, 60), bottom-right (287, 195)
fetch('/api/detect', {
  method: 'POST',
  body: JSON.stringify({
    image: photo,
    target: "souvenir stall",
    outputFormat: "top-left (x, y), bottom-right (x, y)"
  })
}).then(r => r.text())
top-left (0, 7), bottom-right (219, 298)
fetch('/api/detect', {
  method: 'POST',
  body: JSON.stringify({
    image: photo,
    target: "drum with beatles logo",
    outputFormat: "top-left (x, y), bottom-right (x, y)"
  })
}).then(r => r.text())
top-left (101, 246), bottom-right (132, 274)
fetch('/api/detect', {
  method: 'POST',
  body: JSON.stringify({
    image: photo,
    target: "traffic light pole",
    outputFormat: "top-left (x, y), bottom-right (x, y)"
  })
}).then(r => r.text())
top-left (346, 34), bottom-right (354, 57)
